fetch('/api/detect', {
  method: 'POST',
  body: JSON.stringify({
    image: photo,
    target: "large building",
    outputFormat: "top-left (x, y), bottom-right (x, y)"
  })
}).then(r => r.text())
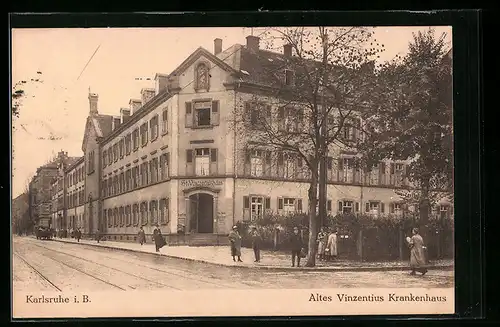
top-left (32, 35), bottom-right (454, 243)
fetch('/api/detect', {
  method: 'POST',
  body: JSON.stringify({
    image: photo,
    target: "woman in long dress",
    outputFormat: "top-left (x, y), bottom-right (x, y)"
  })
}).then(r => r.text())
top-left (326, 229), bottom-right (338, 260)
top-left (407, 228), bottom-right (428, 275)
top-left (228, 226), bottom-right (242, 262)
top-left (317, 227), bottom-right (327, 261)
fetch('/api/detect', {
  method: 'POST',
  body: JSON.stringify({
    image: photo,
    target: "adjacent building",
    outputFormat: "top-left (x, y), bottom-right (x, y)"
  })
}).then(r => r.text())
top-left (28, 35), bottom-right (454, 243)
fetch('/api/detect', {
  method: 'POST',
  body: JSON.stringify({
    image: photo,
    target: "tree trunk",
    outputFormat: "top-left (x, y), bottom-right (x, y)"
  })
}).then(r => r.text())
top-left (418, 179), bottom-right (431, 241)
top-left (305, 173), bottom-right (319, 267)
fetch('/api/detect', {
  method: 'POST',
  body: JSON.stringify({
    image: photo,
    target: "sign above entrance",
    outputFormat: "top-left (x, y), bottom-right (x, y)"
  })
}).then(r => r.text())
top-left (180, 179), bottom-right (224, 188)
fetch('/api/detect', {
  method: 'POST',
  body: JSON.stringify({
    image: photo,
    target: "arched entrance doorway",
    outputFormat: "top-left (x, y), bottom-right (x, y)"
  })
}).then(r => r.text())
top-left (188, 193), bottom-right (214, 233)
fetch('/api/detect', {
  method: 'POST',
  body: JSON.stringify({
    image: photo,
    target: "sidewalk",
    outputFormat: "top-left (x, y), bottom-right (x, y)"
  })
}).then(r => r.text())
top-left (48, 237), bottom-right (454, 272)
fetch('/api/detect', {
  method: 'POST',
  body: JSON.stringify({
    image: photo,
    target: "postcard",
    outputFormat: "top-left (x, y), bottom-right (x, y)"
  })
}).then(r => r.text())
top-left (11, 25), bottom-right (454, 318)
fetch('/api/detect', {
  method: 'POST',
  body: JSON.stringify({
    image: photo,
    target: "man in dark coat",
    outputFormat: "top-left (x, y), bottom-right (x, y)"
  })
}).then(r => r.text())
top-left (76, 228), bottom-right (81, 242)
top-left (95, 229), bottom-right (101, 243)
top-left (153, 225), bottom-right (166, 252)
top-left (290, 226), bottom-right (304, 267)
top-left (250, 226), bottom-right (262, 263)
top-left (138, 226), bottom-right (146, 245)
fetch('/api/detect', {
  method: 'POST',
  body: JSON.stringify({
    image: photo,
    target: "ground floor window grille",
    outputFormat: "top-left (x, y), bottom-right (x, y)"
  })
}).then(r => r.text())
top-left (125, 205), bottom-right (131, 226)
top-left (150, 200), bottom-right (158, 225)
top-left (107, 210), bottom-right (112, 228)
top-left (113, 208), bottom-right (119, 226)
top-left (133, 204), bottom-right (139, 226)
top-left (119, 207), bottom-right (125, 226)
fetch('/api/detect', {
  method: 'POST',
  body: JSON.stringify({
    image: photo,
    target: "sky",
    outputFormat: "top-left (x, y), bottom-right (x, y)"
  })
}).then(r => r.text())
top-left (11, 26), bottom-right (452, 197)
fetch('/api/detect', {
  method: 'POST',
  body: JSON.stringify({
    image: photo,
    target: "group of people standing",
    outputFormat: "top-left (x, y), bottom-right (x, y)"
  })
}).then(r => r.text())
top-left (316, 227), bottom-right (338, 261)
top-left (137, 225), bottom-right (167, 252)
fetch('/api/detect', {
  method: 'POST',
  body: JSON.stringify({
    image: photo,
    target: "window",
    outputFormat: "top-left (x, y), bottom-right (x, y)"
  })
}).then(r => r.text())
top-left (119, 207), bottom-right (125, 226)
top-left (192, 148), bottom-right (210, 176)
top-left (245, 102), bottom-right (271, 129)
top-left (132, 204), bottom-right (139, 226)
top-left (119, 172), bottom-right (125, 193)
top-left (87, 150), bottom-right (95, 174)
top-left (140, 123), bottom-right (148, 146)
top-left (278, 106), bottom-right (302, 132)
top-left (150, 115), bottom-right (159, 141)
top-left (113, 208), bottom-right (119, 226)
top-left (132, 129), bottom-right (139, 150)
top-left (440, 204), bottom-right (451, 219)
top-left (284, 69), bottom-right (294, 86)
top-left (249, 150), bottom-right (263, 177)
top-left (141, 162), bottom-right (149, 186)
top-left (150, 201), bottom-right (158, 225)
top-left (365, 201), bottom-right (385, 216)
top-left (113, 176), bottom-right (118, 195)
top-left (251, 197), bottom-right (263, 221)
top-left (102, 179), bottom-right (107, 197)
top-left (125, 134), bottom-right (132, 155)
top-left (125, 205), bottom-right (131, 226)
top-left (125, 169), bottom-right (131, 191)
top-left (369, 163), bottom-right (380, 185)
top-left (390, 163), bottom-right (405, 186)
top-left (341, 117), bottom-right (360, 141)
top-left (107, 209), bottom-right (112, 228)
top-left (119, 139), bottom-right (124, 158)
top-left (161, 109), bottom-right (168, 134)
top-left (140, 202), bottom-right (148, 226)
top-left (339, 200), bottom-right (354, 214)
top-left (107, 179), bottom-right (112, 196)
top-left (108, 149), bottom-right (113, 165)
top-left (283, 198), bottom-right (295, 214)
top-left (243, 196), bottom-right (270, 221)
top-left (159, 153), bottom-right (169, 180)
top-left (102, 150), bottom-right (107, 167)
top-left (390, 202), bottom-right (403, 215)
top-left (159, 198), bottom-right (169, 225)
top-left (185, 100), bottom-right (220, 128)
top-left (339, 157), bottom-right (355, 183)
top-left (113, 144), bottom-right (118, 162)
top-left (132, 166), bottom-right (138, 188)
top-left (285, 153), bottom-right (297, 179)
top-left (195, 63), bottom-right (209, 90)
top-left (150, 158), bottom-right (158, 183)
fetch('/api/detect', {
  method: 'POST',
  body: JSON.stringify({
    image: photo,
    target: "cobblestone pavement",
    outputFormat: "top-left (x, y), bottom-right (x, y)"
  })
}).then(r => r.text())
top-left (12, 236), bottom-right (454, 292)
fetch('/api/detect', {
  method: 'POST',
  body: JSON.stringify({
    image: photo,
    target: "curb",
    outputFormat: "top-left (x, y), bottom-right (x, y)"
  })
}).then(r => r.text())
top-left (48, 238), bottom-right (454, 273)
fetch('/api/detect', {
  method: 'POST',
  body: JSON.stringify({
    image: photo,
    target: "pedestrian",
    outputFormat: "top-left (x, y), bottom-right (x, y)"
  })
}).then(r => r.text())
top-left (138, 226), bottom-right (146, 246)
top-left (76, 228), bottom-right (81, 242)
top-left (326, 228), bottom-right (338, 261)
top-left (95, 228), bottom-right (101, 244)
top-left (250, 226), bottom-right (262, 263)
top-left (406, 228), bottom-right (428, 276)
top-left (289, 226), bottom-right (304, 267)
top-left (317, 227), bottom-right (327, 261)
top-left (228, 225), bottom-right (243, 262)
top-left (153, 224), bottom-right (166, 252)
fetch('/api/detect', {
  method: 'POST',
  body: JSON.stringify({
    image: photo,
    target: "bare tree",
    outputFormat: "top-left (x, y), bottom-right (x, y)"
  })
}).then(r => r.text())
top-left (232, 27), bottom-right (383, 267)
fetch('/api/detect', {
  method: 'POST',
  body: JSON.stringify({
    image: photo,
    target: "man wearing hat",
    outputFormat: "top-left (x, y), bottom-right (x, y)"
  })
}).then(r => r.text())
top-left (250, 226), bottom-right (262, 263)
top-left (228, 225), bottom-right (243, 262)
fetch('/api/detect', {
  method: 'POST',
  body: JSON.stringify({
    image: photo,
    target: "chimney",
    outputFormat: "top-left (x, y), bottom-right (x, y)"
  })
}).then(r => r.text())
top-left (120, 108), bottom-right (131, 124)
top-left (88, 93), bottom-right (98, 115)
top-left (246, 35), bottom-right (260, 52)
top-left (154, 73), bottom-right (168, 95)
top-left (283, 43), bottom-right (292, 57)
top-left (214, 38), bottom-right (222, 55)
top-left (141, 88), bottom-right (155, 106)
top-left (112, 116), bottom-right (121, 131)
top-left (129, 99), bottom-right (142, 114)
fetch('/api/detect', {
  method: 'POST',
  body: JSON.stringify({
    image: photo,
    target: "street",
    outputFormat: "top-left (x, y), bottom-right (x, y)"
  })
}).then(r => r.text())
top-left (12, 236), bottom-right (454, 292)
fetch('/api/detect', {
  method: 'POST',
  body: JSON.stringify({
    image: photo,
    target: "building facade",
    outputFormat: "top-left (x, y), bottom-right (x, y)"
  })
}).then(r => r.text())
top-left (28, 35), bottom-right (454, 243)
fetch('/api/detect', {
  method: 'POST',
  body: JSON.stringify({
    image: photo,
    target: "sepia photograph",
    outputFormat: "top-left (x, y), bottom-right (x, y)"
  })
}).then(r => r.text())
top-left (11, 24), bottom-right (454, 318)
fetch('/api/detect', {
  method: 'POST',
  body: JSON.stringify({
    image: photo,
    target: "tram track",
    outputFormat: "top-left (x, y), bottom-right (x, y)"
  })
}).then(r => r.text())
top-left (13, 252), bottom-right (63, 292)
top-left (30, 243), bottom-right (184, 290)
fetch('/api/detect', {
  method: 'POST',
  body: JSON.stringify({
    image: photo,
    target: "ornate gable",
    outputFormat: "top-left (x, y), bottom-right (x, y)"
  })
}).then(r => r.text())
top-left (81, 117), bottom-right (96, 152)
top-left (169, 47), bottom-right (237, 79)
